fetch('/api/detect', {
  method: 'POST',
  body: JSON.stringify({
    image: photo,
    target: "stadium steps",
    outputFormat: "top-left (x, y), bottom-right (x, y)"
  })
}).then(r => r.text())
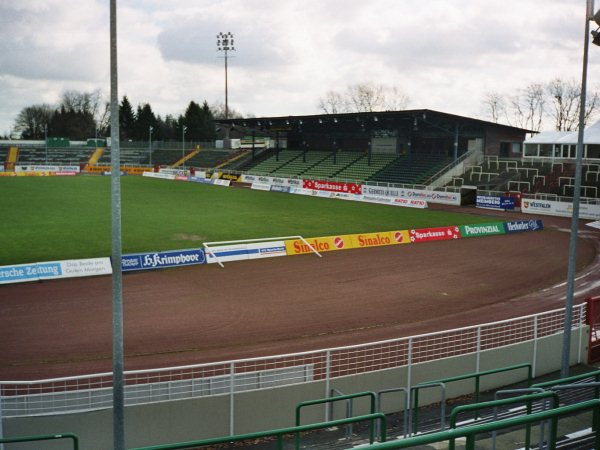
top-left (246, 150), bottom-right (303, 174)
top-left (301, 152), bottom-right (364, 179)
top-left (86, 147), bottom-right (104, 166)
top-left (271, 151), bottom-right (332, 177)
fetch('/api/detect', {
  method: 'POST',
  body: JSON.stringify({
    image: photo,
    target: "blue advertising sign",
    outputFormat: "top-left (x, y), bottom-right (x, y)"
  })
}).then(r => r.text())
top-left (504, 220), bottom-right (544, 234)
top-left (189, 176), bottom-right (213, 184)
top-left (0, 262), bottom-right (62, 284)
top-left (121, 249), bottom-right (206, 272)
top-left (476, 195), bottom-right (515, 210)
top-left (270, 185), bottom-right (290, 193)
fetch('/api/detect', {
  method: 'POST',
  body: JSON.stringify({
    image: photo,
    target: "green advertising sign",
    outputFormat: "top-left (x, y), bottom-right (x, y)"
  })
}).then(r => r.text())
top-left (460, 222), bottom-right (506, 238)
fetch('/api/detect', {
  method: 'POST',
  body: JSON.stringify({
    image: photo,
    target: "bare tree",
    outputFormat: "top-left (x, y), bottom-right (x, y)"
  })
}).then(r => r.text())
top-left (507, 83), bottom-right (545, 131)
top-left (483, 92), bottom-right (506, 124)
top-left (317, 90), bottom-right (348, 114)
top-left (317, 82), bottom-right (410, 114)
top-left (546, 78), bottom-right (581, 131)
top-left (210, 102), bottom-right (245, 120)
top-left (13, 104), bottom-right (55, 139)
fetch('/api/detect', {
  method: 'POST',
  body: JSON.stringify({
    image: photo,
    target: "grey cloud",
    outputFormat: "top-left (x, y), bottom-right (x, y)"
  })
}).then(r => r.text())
top-left (157, 18), bottom-right (294, 68)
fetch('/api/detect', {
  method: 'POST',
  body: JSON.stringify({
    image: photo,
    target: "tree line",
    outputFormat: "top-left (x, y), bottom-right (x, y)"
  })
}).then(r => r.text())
top-left (11, 90), bottom-right (245, 142)
top-left (483, 78), bottom-right (600, 132)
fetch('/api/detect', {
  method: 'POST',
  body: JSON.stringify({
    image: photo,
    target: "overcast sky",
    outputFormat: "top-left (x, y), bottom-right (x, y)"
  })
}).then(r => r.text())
top-left (0, 0), bottom-right (596, 136)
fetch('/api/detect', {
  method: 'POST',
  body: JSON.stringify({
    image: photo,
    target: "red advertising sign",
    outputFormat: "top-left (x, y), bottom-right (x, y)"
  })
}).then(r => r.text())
top-left (409, 226), bottom-right (461, 243)
top-left (303, 179), bottom-right (362, 195)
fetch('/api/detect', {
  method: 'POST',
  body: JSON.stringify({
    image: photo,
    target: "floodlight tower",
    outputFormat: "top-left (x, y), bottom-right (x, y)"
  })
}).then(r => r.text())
top-left (217, 32), bottom-right (235, 119)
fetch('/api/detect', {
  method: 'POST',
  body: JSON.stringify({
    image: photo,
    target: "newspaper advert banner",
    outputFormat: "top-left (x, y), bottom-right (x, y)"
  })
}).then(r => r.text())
top-left (0, 258), bottom-right (112, 284)
top-left (476, 195), bottom-right (515, 210)
top-left (460, 222), bottom-right (506, 238)
top-left (122, 249), bottom-right (206, 272)
top-left (521, 198), bottom-right (600, 220)
top-left (504, 220), bottom-right (544, 234)
top-left (303, 179), bottom-right (362, 195)
top-left (409, 226), bottom-right (461, 243)
top-left (285, 235), bottom-right (354, 255)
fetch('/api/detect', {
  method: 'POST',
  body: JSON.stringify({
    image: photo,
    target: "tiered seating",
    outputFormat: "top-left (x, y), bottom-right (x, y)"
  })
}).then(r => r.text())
top-left (335, 153), bottom-right (397, 181)
top-left (271, 151), bottom-right (331, 177)
top-left (14, 147), bottom-right (46, 163)
top-left (0, 147), bottom-right (9, 165)
top-left (372, 153), bottom-right (451, 185)
top-left (301, 151), bottom-right (363, 179)
top-left (185, 149), bottom-right (239, 168)
top-left (247, 150), bottom-right (302, 173)
top-left (97, 148), bottom-right (148, 165)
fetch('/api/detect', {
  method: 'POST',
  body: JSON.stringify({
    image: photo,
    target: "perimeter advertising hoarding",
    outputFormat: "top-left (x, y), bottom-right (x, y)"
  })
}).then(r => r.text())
top-left (459, 222), bottom-right (506, 238)
top-left (285, 235), bottom-right (355, 255)
top-left (143, 172), bottom-right (176, 180)
top-left (303, 179), bottom-right (362, 195)
top-left (205, 241), bottom-right (287, 264)
top-left (285, 230), bottom-right (411, 255)
top-left (361, 185), bottom-right (461, 206)
top-left (409, 226), bottom-right (461, 243)
top-left (0, 258), bottom-right (112, 284)
top-left (476, 195), bottom-right (515, 210)
top-left (521, 199), bottom-right (600, 220)
top-left (504, 220), bottom-right (544, 234)
top-left (121, 249), bottom-right (206, 272)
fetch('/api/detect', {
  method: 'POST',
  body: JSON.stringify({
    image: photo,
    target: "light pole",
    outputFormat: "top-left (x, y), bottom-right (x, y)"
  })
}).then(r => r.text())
top-left (149, 126), bottom-right (153, 166)
top-left (217, 32), bottom-right (235, 119)
top-left (44, 124), bottom-right (48, 164)
top-left (182, 125), bottom-right (187, 169)
top-left (561, 0), bottom-right (599, 378)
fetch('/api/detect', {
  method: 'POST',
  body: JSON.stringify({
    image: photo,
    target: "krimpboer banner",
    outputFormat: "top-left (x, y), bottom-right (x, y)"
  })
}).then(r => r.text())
top-left (121, 249), bottom-right (206, 272)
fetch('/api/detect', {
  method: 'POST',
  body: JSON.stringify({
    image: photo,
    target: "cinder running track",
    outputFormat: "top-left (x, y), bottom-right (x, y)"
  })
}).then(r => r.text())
top-left (1, 208), bottom-right (598, 380)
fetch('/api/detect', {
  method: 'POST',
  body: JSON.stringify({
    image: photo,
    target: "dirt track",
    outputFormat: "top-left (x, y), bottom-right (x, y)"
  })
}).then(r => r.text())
top-left (1, 209), bottom-right (599, 381)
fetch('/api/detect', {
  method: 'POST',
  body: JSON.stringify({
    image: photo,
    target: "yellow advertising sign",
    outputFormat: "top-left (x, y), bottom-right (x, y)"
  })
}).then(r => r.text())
top-left (285, 235), bottom-right (354, 255)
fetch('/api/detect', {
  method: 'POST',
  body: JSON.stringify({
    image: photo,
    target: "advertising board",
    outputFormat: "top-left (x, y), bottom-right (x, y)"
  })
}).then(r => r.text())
top-left (205, 241), bottom-right (287, 264)
top-left (251, 183), bottom-right (271, 191)
top-left (213, 179), bottom-right (231, 187)
top-left (189, 176), bottom-right (213, 184)
top-left (459, 222), bottom-right (506, 238)
top-left (476, 195), bottom-right (515, 210)
top-left (504, 220), bottom-right (544, 234)
top-left (303, 179), bottom-right (362, 195)
top-left (0, 258), bottom-right (112, 285)
top-left (361, 185), bottom-right (461, 206)
top-left (285, 235), bottom-right (354, 255)
top-left (15, 165), bottom-right (80, 173)
top-left (409, 226), bottom-right (461, 243)
top-left (143, 172), bottom-right (176, 180)
top-left (270, 185), bottom-right (290, 193)
top-left (121, 249), bottom-right (206, 272)
top-left (521, 199), bottom-right (600, 220)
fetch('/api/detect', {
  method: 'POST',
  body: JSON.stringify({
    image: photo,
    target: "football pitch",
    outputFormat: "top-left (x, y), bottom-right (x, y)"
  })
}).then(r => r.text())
top-left (0, 176), bottom-right (493, 265)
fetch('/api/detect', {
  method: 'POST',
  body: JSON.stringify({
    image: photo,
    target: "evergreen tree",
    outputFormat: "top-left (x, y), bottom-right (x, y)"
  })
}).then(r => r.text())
top-left (119, 95), bottom-right (135, 140)
top-left (134, 103), bottom-right (157, 141)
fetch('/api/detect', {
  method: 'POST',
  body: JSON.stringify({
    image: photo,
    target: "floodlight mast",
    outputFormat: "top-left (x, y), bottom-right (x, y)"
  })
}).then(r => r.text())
top-left (560, 0), bottom-right (598, 378)
top-left (217, 32), bottom-right (235, 119)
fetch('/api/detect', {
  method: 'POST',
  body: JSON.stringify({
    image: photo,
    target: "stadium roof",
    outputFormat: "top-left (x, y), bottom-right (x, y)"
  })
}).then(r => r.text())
top-left (217, 109), bottom-right (533, 134)
top-left (524, 119), bottom-right (600, 145)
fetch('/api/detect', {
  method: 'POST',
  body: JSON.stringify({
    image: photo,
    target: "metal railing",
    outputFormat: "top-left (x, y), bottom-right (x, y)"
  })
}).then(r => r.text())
top-left (0, 305), bottom-right (586, 419)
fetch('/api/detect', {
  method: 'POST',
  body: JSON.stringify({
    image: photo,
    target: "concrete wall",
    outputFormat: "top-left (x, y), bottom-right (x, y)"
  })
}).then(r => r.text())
top-left (2, 327), bottom-right (588, 450)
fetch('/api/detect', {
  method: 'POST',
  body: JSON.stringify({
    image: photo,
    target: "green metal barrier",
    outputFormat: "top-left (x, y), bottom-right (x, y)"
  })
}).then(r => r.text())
top-left (532, 368), bottom-right (600, 432)
top-left (128, 413), bottom-right (387, 450)
top-left (295, 391), bottom-right (377, 444)
top-left (412, 363), bottom-right (532, 434)
top-left (531, 368), bottom-right (600, 389)
top-left (448, 391), bottom-right (559, 450)
top-left (357, 399), bottom-right (600, 450)
top-left (0, 433), bottom-right (79, 449)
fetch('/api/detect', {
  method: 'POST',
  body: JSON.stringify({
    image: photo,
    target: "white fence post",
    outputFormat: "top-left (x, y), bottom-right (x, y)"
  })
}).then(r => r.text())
top-left (533, 315), bottom-right (538, 378)
top-left (476, 326), bottom-right (482, 373)
top-left (325, 350), bottom-right (331, 422)
top-left (229, 362), bottom-right (235, 436)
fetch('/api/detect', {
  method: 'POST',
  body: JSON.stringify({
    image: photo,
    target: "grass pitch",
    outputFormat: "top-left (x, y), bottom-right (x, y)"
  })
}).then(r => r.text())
top-left (1, 176), bottom-right (494, 265)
